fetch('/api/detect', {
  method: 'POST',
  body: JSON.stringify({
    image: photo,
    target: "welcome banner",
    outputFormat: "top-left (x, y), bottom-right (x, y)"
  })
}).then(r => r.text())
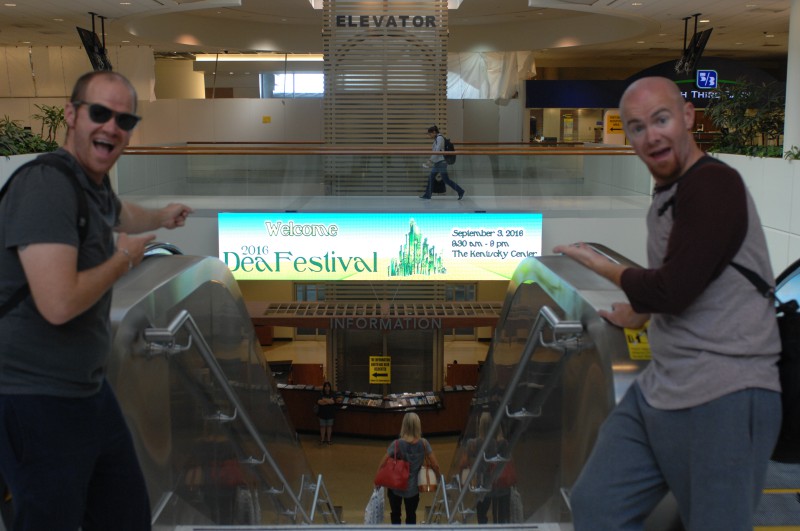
top-left (218, 212), bottom-right (542, 281)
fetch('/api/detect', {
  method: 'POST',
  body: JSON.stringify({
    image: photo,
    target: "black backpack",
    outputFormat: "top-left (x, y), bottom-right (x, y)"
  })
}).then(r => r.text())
top-left (732, 262), bottom-right (800, 463)
top-left (439, 134), bottom-right (456, 165)
top-left (0, 153), bottom-right (88, 319)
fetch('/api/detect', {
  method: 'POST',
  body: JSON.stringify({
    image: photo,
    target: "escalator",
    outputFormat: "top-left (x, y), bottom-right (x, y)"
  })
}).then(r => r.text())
top-left (428, 245), bottom-right (663, 527)
top-left (427, 247), bottom-right (799, 529)
top-left (3, 245), bottom-right (796, 530)
top-left (108, 249), bottom-right (339, 528)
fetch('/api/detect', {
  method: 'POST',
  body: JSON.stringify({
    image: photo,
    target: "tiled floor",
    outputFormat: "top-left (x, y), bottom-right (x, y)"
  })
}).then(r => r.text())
top-left (299, 432), bottom-right (459, 525)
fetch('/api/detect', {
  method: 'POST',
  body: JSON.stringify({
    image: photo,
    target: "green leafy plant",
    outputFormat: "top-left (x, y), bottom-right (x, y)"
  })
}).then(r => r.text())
top-left (704, 78), bottom-right (785, 157)
top-left (0, 113), bottom-right (60, 158)
top-left (785, 145), bottom-right (800, 161)
top-left (31, 104), bottom-right (66, 143)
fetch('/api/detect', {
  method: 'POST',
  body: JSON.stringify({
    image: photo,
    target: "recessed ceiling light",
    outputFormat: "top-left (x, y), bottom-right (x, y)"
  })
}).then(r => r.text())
top-left (636, 40), bottom-right (645, 44)
top-left (765, 33), bottom-right (775, 37)
top-left (631, 2), bottom-right (642, 5)
top-left (53, 18), bottom-right (63, 22)
top-left (120, 1), bottom-right (131, 4)
top-left (699, 19), bottom-right (710, 23)
top-left (4, 3), bottom-right (17, 6)
top-left (736, 42), bottom-right (744, 45)
top-left (122, 40), bottom-right (130, 43)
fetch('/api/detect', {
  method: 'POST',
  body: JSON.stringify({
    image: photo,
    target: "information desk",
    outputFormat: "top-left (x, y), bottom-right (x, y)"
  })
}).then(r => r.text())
top-left (278, 385), bottom-right (475, 438)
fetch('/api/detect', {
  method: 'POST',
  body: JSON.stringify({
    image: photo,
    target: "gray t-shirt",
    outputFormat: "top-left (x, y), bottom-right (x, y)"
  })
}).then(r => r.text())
top-left (0, 149), bottom-right (121, 397)
top-left (622, 157), bottom-right (780, 409)
top-left (430, 135), bottom-right (445, 164)
top-left (386, 438), bottom-right (432, 498)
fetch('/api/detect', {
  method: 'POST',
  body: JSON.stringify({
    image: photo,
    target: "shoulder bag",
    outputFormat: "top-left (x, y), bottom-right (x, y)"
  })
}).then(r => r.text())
top-left (417, 439), bottom-right (437, 492)
top-left (374, 440), bottom-right (410, 490)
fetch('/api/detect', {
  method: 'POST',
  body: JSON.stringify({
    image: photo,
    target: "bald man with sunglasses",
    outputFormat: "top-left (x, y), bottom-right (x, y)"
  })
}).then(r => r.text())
top-left (0, 71), bottom-right (191, 530)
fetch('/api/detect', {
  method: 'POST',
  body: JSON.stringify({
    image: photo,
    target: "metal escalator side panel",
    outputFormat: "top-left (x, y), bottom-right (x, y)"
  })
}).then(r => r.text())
top-left (446, 254), bottom-right (650, 525)
top-left (107, 255), bottom-right (319, 526)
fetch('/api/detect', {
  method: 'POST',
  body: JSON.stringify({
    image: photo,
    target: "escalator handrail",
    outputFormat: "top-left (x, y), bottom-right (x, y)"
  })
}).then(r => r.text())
top-left (447, 305), bottom-right (582, 523)
top-left (142, 309), bottom-right (313, 524)
top-left (144, 241), bottom-right (184, 257)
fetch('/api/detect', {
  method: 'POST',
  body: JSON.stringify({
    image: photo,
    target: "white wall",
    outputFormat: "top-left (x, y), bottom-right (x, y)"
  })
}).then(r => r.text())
top-left (154, 60), bottom-right (205, 99)
top-left (135, 96), bottom-right (518, 145)
top-left (134, 98), bottom-right (324, 144)
top-left (542, 108), bottom-right (560, 139)
top-left (716, 154), bottom-right (800, 276)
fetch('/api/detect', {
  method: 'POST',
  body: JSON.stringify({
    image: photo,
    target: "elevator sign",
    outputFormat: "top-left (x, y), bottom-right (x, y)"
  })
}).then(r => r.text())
top-left (370, 356), bottom-right (391, 384)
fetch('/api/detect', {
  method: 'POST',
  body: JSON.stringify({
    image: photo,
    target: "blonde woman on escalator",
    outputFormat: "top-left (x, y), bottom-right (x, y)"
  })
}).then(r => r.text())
top-left (376, 412), bottom-right (441, 525)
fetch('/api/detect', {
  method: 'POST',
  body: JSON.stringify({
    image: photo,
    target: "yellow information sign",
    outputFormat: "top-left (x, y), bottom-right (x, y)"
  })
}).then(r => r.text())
top-left (606, 114), bottom-right (623, 134)
top-left (624, 321), bottom-right (652, 360)
top-left (369, 356), bottom-right (391, 384)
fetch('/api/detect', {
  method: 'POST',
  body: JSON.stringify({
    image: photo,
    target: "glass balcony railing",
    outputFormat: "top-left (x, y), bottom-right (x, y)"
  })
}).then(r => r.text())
top-left (115, 145), bottom-right (649, 199)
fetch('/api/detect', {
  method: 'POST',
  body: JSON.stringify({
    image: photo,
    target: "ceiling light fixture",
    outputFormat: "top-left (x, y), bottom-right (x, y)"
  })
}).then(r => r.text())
top-left (195, 53), bottom-right (323, 62)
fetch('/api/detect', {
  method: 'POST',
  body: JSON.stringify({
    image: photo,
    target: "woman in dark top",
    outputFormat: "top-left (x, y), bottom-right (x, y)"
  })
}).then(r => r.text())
top-left (316, 381), bottom-right (338, 445)
top-left (376, 412), bottom-right (441, 525)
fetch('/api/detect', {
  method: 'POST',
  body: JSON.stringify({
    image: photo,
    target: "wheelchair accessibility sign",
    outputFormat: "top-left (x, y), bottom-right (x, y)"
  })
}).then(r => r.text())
top-left (696, 70), bottom-right (718, 89)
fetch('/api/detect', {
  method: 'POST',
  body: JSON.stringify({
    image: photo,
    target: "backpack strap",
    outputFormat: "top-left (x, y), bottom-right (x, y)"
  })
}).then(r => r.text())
top-left (0, 154), bottom-right (88, 319)
top-left (656, 156), bottom-right (726, 218)
top-left (730, 262), bottom-right (774, 299)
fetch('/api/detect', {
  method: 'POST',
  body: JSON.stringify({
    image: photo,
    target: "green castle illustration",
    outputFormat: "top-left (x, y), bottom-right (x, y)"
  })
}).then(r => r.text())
top-left (388, 219), bottom-right (446, 277)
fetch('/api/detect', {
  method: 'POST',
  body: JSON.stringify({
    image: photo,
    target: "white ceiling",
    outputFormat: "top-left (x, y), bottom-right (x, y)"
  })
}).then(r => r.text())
top-left (0, 0), bottom-right (790, 70)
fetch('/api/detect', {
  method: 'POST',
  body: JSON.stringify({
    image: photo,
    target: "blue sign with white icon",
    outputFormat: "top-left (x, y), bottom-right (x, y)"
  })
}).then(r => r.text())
top-left (696, 70), bottom-right (718, 89)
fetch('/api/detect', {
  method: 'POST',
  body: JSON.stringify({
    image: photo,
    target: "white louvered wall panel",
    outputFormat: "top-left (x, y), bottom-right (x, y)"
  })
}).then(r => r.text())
top-left (322, 0), bottom-right (448, 195)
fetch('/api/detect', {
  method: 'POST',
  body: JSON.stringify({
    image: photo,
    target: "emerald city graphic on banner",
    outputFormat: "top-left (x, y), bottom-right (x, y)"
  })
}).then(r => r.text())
top-left (218, 212), bottom-right (542, 281)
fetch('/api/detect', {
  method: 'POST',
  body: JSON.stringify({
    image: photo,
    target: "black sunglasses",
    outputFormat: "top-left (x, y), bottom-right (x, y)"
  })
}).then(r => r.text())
top-left (71, 100), bottom-right (141, 132)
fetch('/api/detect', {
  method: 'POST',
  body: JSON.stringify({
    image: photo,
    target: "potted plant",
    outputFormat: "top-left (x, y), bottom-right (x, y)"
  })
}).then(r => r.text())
top-left (703, 78), bottom-right (785, 158)
top-left (31, 104), bottom-right (66, 145)
top-left (1, 105), bottom-right (65, 185)
top-left (1, 104), bottom-right (64, 158)
top-left (0, 116), bottom-right (54, 156)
